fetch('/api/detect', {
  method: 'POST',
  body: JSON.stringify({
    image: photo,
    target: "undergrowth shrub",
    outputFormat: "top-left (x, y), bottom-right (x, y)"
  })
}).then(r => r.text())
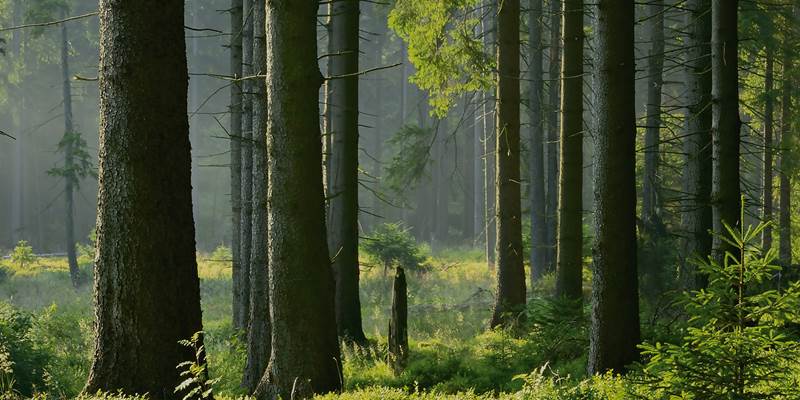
top-left (362, 224), bottom-right (428, 274)
top-left (0, 302), bottom-right (49, 397)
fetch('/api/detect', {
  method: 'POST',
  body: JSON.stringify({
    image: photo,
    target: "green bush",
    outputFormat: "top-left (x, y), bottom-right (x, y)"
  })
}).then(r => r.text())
top-left (0, 302), bottom-right (50, 397)
top-left (9, 241), bottom-right (34, 271)
top-left (362, 223), bottom-right (428, 273)
top-left (637, 219), bottom-right (800, 399)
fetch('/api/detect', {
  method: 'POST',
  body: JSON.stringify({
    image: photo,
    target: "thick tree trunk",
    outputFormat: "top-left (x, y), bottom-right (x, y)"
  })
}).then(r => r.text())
top-left (489, 0), bottom-right (526, 329)
top-left (252, 1), bottom-right (342, 398)
top-left (484, 0), bottom-right (497, 268)
top-left (545, 0), bottom-right (562, 274)
top-left (85, 1), bottom-right (205, 397)
top-left (229, 0), bottom-right (244, 331)
top-left (243, 0), bottom-right (270, 392)
top-left (642, 0), bottom-right (664, 230)
top-left (681, 0), bottom-right (713, 289)
top-left (779, 32), bottom-right (793, 267)
top-left (710, 0), bottom-right (741, 262)
top-left (60, 10), bottom-right (80, 288)
top-left (388, 267), bottom-right (408, 372)
top-left (327, 0), bottom-right (367, 344)
top-left (528, 0), bottom-right (547, 284)
top-left (588, 0), bottom-right (640, 374)
top-left (762, 48), bottom-right (775, 251)
top-left (554, 0), bottom-right (583, 302)
top-left (236, 0), bottom-right (255, 333)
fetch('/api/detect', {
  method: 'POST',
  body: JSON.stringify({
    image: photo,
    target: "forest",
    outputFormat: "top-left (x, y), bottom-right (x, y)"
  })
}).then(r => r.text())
top-left (1, 0), bottom-right (800, 399)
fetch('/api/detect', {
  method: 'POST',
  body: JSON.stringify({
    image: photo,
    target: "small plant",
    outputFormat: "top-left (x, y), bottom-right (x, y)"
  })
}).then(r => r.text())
top-left (175, 332), bottom-right (218, 400)
top-left (0, 343), bottom-right (16, 400)
top-left (637, 211), bottom-right (800, 399)
top-left (362, 223), bottom-right (428, 274)
top-left (9, 241), bottom-right (34, 271)
top-left (210, 245), bottom-right (232, 262)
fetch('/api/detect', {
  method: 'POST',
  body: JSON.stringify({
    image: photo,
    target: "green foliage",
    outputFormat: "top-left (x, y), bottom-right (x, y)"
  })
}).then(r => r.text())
top-left (46, 131), bottom-right (97, 189)
top-left (210, 245), bottom-right (232, 262)
top-left (384, 125), bottom-right (434, 196)
top-left (0, 303), bottom-right (50, 397)
top-left (388, 0), bottom-right (491, 116)
top-left (362, 223), bottom-right (428, 272)
top-left (637, 219), bottom-right (800, 399)
top-left (175, 332), bottom-right (219, 400)
top-left (9, 241), bottom-right (35, 270)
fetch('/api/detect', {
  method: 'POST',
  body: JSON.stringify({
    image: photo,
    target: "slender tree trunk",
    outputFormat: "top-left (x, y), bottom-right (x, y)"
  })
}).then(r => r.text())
top-left (243, 0), bottom-right (270, 392)
top-left (252, 1), bottom-right (342, 397)
top-left (60, 9), bottom-right (80, 288)
top-left (328, 0), bottom-right (367, 344)
top-left (236, 0), bottom-right (255, 333)
top-left (483, 0), bottom-right (497, 267)
top-left (554, 0), bottom-right (583, 302)
top-left (528, 0), bottom-right (547, 284)
top-left (230, 0), bottom-right (245, 334)
top-left (489, 0), bottom-right (526, 329)
top-left (474, 96), bottom-right (484, 246)
top-left (545, 0), bottom-right (562, 274)
top-left (763, 48), bottom-right (774, 251)
top-left (388, 267), bottom-right (408, 372)
top-left (465, 99), bottom-right (477, 242)
top-left (681, 0), bottom-right (713, 289)
top-left (85, 1), bottom-right (205, 396)
top-left (642, 0), bottom-right (664, 230)
top-left (710, 0), bottom-right (742, 262)
top-left (588, 0), bottom-right (640, 374)
top-left (779, 28), bottom-right (793, 267)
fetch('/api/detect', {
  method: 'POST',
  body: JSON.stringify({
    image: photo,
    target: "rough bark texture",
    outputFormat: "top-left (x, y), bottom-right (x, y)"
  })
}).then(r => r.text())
top-left (388, 267), bottom-right (408, 372)
top-left (85, 1), bottom-right (205, 397)
top-left (779, 31), bottom-right (793, 267)
top-left (710, 0), bottom-right (742, 262)
top-left (243, 0), bottom-right (270, 392)
top-left (554, 0), bottom-right (583, 302)
top-left (251, 1), bottom-right (342, 398)
top-left (489, 0), bottom-right (526, 329)
top-left (60, 11), bottom-right (80, 289)
top-left (237, 0), bottom-right (255, 333)
top-left (545, 0), bottom-right (562, 274)
top-left (528, 0), bottom-right (547, 283)
top-left (681, 0), bottom-right (713, 289)
top-left (229, 0), bottom-right (244, 331)
top-left (642, 0), bottom-right (664, 230)
top-left (327, 0), bottom-right (367, 344)
top-left (588, 0), bottom-right (641, 374)
top-left (763, 48), bottom-right (775, 251)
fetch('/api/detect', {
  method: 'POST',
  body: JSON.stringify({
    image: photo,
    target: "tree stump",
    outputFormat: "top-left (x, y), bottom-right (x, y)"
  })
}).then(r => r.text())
top-left (388, 267), bottom-right (408, 372)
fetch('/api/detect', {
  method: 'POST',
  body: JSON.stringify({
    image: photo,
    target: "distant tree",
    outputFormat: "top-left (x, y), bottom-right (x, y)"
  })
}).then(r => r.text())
top-left (528, 0), bottom-right (547, 283)
top-left (588, 0), bottom-right (641, 374)
top-left (545, 0), bottom-right (562, 275)
top-left (229, 0), bottom-right (244, 332)
top-left (84, 0), bottom-right (205, 397)
top-left (251, 0), bottom-right (342, 397)
top-left (641, 0), bottom-right (664, 231)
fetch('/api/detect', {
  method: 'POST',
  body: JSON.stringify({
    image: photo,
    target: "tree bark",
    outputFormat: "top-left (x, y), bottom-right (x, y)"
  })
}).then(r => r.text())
top-left (388, 267), bottom-right (408, 372)
top-left (545, 0), bottom-right (562, 274)
top-left (243, 0), bottom-right (270, 392)
top-left (484, 0), bottom-right (497, 268)
top-left (779, 26), bottom-right (793, 267)
top-left (252, 1), bottom-right (342, 398)
top-left (489, 0), bottom-right (526, 329)
top-left (60, 8), bottom-right (80, 288)
top-left (85, 1), bottom-right (205, 397)
top-left (554, 0), bottom-right (583, 302)
top-left (762, 48), bottom-right (774, 251)
top-left (710, 0), bottom-right (742, 262)
top-left (327, 0), bottom-right (367, 344)
top-left (236, 0), bottom-right (255, 333)
top-left (588, 0), bottom-right (640, 374)
top-left (642, 0), bottom-right (664, 230)
top-left (528, 0), bottom-right (547, 284)
top-left (681, 0), bottom-right (713, 289)
top-left (229, 0), bottom-right (244, 331)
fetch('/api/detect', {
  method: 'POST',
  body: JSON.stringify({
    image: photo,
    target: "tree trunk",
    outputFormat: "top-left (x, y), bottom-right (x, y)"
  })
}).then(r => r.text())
top-left (60, 9), bottom-right (80, 288)
top-left (681, 0), bottom-right (713, 289)
top-left (327, 0), bottom-right (367, 344)
top-left (642, 0), bottom-right (664, 230)
top-left (85, 1), bottom-right (205, 397)
top-left (762, 48), bottom-right (774, 251)
top-left (710, 0), bottom-right (741, 262)
top-left (230, 0), bottom-right (245, 334)
top-left (545, 0), bottom-right (562, 274)
top-left (779, 28), bottom-right (793, 267)
top-left (588, 0), bottom-right (640, 374)
top-left (243, 0), bottom-right (270, 392)
top-left (554, 0), bottom-right (583, 302)
top-left (528, 0), bottom-right (547, 284)
top-left (252, 1), bottom-right (342, 397)
top-left (489, 0), bottom-right (526, 329)
top-left (236, 0), bottom-right (255, 333)
top-left (484, 0), bottom-right (497, 268)
top-left (388, 267), bottom-right (408, 372)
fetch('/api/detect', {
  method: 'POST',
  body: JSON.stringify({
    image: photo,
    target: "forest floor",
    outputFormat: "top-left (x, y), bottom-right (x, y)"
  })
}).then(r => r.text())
top-left (0, 247), bottom-right (639, 399)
